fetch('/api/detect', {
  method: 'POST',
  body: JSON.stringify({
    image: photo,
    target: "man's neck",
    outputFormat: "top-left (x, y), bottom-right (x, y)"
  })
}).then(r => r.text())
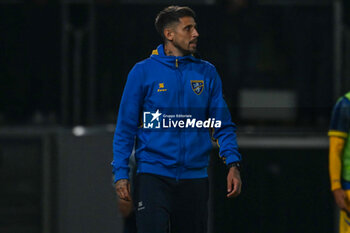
top-left (164, 42), bottom-right (189, 57)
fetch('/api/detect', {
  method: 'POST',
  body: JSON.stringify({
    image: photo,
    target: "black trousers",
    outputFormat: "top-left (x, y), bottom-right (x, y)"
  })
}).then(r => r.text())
top-left (134, 173), bottom-right (209, 233)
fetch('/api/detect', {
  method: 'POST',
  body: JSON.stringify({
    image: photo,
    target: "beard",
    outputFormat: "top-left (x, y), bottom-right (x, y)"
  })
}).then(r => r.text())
top-left (173, 40), bottom-right (197, 56)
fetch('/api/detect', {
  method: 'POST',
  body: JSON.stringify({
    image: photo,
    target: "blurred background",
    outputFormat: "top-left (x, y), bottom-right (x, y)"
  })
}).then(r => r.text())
top-left (1, 0), bottom-right (350, 232)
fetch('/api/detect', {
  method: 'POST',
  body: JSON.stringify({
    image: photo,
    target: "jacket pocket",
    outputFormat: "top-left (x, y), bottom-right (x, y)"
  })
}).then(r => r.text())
top-left (141, 130), bottom-right (179, 167)
top-left (184, 131), bottom-right (212, 168)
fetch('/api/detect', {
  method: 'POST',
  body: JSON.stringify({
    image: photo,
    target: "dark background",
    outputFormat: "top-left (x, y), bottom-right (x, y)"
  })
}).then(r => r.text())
top-left (0, 0), bottom-right (349, 232)
top-left (1, 0), bottom-right (346, 126)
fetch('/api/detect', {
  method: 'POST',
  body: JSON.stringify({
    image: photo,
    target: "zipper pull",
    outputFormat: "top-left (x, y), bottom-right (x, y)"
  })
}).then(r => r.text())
top-left (175, 58), bottom-right (178, 68)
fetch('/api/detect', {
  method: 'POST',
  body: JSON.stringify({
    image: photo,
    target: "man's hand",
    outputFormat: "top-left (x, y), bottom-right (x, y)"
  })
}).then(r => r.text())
top-left (115, 179), bottom-right (131, 201)
top-left (118, 198), bottom-right (134, 217)
top-left (333, 188), bottom-right (350, 215)
top-left (227, 166), bottom-right (241, 198)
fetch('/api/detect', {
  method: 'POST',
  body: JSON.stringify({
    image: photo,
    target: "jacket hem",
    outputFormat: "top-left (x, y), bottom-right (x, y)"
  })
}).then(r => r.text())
top-left (137, 162), bottom-right (207, 179)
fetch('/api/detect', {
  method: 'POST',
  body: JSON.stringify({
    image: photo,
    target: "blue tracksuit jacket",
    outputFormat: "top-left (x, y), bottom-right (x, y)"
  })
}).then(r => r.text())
top-left (112, 44), bottom-right (241, 182)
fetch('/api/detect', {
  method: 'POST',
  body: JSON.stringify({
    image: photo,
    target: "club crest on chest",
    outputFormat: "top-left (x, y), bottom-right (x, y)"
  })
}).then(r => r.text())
top-left (191, 80), bottom-right (204, 95)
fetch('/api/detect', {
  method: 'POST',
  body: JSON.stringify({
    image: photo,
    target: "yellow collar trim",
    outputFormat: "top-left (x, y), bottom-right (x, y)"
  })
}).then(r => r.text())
top-left (151, 48), bottom-right (195, 57)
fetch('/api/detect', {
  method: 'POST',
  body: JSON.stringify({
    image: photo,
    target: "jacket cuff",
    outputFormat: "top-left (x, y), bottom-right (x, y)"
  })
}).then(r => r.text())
top-left (331, 181), bottom-right (342, 191)
top-left (113, 168), bottom-right (130, 183)
top-left (224, 152), bottom-right (241, 165)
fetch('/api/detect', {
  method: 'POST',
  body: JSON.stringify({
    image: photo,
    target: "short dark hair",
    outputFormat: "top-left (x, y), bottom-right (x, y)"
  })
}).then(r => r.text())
top-left (155, 6), bottom-right (196, 40)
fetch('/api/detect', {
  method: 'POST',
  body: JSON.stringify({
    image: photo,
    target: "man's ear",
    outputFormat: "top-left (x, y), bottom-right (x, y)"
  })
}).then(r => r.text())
top-left (164, 27), bottom-right (174, 41)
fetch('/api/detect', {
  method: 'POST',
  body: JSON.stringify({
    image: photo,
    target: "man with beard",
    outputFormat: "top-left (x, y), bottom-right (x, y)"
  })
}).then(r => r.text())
top-left (112, 6), bottom-right (242, 233)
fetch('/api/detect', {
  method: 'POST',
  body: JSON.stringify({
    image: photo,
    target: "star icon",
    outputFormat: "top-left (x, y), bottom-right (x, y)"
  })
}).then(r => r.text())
top-left (151, 109), bottom-right (162, 122)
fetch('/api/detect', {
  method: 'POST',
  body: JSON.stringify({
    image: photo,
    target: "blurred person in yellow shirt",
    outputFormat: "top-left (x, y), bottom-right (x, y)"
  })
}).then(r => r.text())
top-left (329, 92), bottom-right (350, 233)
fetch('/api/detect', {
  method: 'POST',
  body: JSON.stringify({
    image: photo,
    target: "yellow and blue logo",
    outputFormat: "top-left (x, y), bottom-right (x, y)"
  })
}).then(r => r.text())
top-left (191, 80), bottom-right (204, 95)
top-left (157, 83), bottom-right (167, 92)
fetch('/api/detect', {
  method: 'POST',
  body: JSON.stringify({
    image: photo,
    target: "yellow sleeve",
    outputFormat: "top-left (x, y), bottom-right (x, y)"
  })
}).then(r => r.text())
top-left (329, 135), bottom-right (346, 191)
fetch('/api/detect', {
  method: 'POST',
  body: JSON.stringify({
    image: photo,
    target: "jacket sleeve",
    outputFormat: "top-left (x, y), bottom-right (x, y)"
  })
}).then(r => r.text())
top-left (329, 136), bottom-right (345, 191)
top-left (112, 64), bottom-right (144, 183)
top-left (209, 67), bottom-right (241, 165)
top-left (328, 97), bottom-right (350, 190)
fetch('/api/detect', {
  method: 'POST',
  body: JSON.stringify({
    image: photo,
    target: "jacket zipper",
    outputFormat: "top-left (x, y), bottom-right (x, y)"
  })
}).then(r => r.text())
top-left (175, 58), bottom-right (183, 181)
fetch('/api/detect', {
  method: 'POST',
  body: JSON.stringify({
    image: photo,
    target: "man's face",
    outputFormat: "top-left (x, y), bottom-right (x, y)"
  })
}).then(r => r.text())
top-left (169, 16), bottom-right (199, 54)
